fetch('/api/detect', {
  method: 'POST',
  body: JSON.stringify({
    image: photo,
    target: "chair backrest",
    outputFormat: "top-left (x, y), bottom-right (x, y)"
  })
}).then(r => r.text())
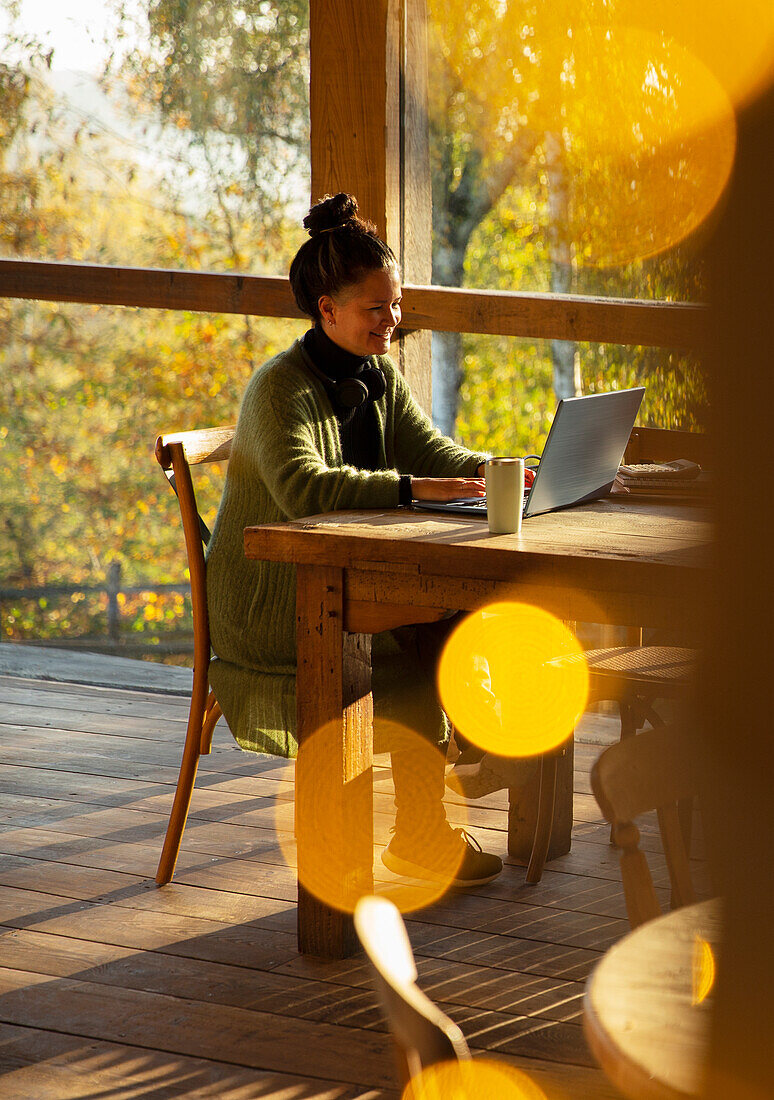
top-left (354, 896), bottom-right (470, 1088)
top-left (624, 425), bottom-right (709, 468)
top-left (590, 725), bottom-right (700, 929)
top-left (155, 427), bottom-right (235, 671)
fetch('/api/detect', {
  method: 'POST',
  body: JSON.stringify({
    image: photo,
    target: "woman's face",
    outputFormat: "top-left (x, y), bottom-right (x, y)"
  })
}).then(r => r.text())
top-left (319, 266), bottom-right (402, 358)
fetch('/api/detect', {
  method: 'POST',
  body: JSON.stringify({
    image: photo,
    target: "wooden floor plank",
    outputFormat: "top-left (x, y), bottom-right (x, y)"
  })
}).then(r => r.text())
top-left (0, 669), bottom-right (648, 1097)
top-left (0, 965), bottom-right (623, 1098)
top-left (0, 702), bottom-right (200, 737)
top-left (0, 1022), bottom-right (384, 1100)
top-left (0, 920), bottom-right (592, 1035)
top-left (0, 738), bottom-right (296, 799)
top-left (0, 926), bottom-right (593, 1068)
top-left (0, 883), bottom-right (300, 969)
top-left (0, 965), bottom-right (397, 1088)
top-left (0, 815), bottom-right (655, 926)
top-left (0, 677), bottom-right (194, 716)
top-left (0, 836), bottom-right (636, 952)
top-left (0, 760), bottom-right (627, 871)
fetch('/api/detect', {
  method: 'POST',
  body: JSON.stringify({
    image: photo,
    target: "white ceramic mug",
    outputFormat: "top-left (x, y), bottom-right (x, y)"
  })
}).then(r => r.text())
top-left (485, 457), bottom-right (525, 535)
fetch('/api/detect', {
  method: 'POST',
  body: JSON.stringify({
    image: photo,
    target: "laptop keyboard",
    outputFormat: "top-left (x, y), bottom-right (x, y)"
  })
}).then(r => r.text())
top-left (445, 497), bottom-right (486, 510)
top-left (438, 487), bottom-right (532, 514)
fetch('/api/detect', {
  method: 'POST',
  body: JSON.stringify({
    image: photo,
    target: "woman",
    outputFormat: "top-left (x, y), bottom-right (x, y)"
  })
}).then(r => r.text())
top-left (206, 193), bottom-right (502, 886)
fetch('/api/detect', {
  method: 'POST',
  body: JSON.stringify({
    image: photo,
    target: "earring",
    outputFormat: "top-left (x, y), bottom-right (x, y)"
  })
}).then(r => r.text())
top-left (327, 320), bottom-right (334, 326)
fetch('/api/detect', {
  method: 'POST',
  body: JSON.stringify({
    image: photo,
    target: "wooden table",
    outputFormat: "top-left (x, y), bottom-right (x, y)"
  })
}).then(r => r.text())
top-left (244, 499), bottom-right (711, 957)
top-left (584, 899), bottom-right (721, 1099)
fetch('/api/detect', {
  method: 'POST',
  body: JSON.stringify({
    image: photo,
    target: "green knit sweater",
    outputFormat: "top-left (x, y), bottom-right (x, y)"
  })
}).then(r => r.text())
top-left (206, 339), bottom-right (487, 756)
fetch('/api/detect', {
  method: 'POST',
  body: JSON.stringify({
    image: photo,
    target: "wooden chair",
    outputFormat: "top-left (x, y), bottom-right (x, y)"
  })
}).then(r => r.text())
top-left (354, 895), bottom-right (470, 1088)
top-left (588, 425), bottom-right (706, 736)
top-left (590, 725), bottom-right (702, 928)
top-left (623, 425), bottom-right (710, 468)
top-left (519, 428), bottom-right (705, 884)
top-left (154, 425), bottom-right (234, 886)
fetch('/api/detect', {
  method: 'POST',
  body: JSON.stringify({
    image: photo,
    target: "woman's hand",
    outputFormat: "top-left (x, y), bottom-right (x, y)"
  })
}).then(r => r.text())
top-left (411, 476), bottom-right (485, 501)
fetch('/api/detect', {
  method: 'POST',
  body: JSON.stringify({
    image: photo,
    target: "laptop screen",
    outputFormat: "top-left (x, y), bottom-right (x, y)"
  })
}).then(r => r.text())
top-left (411, 386), bottom-right (645, 520)
top-left (524, 387), bottom-right (645, 517)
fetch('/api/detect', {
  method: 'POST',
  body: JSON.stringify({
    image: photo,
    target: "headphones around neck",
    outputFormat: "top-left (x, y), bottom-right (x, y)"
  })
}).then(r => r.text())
top-left (299, 343), bottom-right (386, 410)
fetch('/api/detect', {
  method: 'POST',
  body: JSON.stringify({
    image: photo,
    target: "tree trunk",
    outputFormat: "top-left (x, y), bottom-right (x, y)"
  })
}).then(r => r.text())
top-left (430, 126), bottom-right (540, 433)
top-left (430, 226), bottom-right (467, 437)
top-left (545, 132), bottom-right (581, 400)
top-left (431, 330), bottom-right (463, 438)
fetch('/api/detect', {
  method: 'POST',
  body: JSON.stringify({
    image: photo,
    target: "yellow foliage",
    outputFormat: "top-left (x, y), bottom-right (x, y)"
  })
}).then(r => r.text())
top-left (429, 0), bottom-right (748, 264)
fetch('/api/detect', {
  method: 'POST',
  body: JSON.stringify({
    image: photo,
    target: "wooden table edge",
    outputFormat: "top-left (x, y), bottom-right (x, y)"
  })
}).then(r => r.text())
top-left (582, 985), bottom-right (695, 1100)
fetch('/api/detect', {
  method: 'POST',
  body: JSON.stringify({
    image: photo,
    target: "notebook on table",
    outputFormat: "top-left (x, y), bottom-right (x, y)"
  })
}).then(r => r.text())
top-left (413, 386), bottom-right (646, 520)
top-left (614, 459), bottom-right (709, 500)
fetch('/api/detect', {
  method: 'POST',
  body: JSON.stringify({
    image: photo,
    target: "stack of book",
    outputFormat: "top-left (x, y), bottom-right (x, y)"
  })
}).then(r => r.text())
top-left (614, 460), bottom-right (709, 499)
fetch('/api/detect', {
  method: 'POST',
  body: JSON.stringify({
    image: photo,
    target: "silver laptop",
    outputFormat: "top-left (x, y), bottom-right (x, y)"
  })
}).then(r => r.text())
top-left (413, 387), bottom-right (645, 520)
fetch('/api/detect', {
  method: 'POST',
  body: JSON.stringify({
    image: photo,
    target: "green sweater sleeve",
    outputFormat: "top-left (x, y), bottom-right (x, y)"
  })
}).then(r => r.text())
top-left (385, 359), bottom-right (489, 477)
top-left (240, 356), bottom-right (403, 519)
top-left (231, 345), bottom-right (489, 522)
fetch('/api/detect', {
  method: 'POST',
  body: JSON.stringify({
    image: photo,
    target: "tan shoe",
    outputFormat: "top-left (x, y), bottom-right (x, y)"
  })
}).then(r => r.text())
top-left (446, 752), bottom-right (538, 799)
top-left (381, 825), bottom-right (503, 886)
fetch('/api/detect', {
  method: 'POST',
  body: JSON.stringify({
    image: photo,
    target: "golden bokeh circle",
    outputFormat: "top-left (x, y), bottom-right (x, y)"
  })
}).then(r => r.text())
top-left (616, 0), bottom-right (774, 113)
top-left (530, 24), bottom-right (737, 266)
top-left (692, 935), bottom-right (716, 1005)
top-left (430, 0), bottom-right (770, 264)
top-left (402, 1058), bottom-right (548, 1100)
top-left (437, 602), bottom-right (588, 757)
top-left (275, 720), bottom-right (471, 914)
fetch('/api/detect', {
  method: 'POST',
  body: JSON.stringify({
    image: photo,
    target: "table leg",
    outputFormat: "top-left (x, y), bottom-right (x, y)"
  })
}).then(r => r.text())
top-left (509, 617), bottom-right (578, 867)
top-left (507, 734), bottom-right (574, 864)
top-left (295, 563), bottom-right (373, 958)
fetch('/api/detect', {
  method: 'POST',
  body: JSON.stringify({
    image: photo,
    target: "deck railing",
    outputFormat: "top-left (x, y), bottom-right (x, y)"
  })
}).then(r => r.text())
top-left (0, 255), bottom-right (704, 661)
top-left (0, 258), bottom-right (706, 348)
top-left (0, 562), bottom-right (193, 657)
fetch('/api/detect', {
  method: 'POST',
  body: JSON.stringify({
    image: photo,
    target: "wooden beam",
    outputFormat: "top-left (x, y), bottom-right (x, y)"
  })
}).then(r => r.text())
top-left (400, 284), bottom-right (707, 349)
top-left (0, 259), bottom-right (301, 319)
top-left (0, 259), bottom-right (705, 348)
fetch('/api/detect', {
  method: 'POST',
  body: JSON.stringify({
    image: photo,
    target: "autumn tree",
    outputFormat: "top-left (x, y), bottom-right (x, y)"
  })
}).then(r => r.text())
top-left (108, 0), bottom-right (309, 263)
top-left (0, 8), bottom-right (305, 644)
top-left (429, 0), bottom-right (718, 439)
top-left (428, 1), bottom-right (543, 435)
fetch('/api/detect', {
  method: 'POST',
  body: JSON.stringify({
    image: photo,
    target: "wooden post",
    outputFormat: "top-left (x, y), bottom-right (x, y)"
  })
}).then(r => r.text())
top-left (507, 737), bottom-right (574, 864)
top-left (700, 79), bottom-right (774, 1096)
top-left (309, 0), bottom-right (401, 246)
top-left (309, 0), bottom-right (433, 410)
top-left (398, 0), bottom-right (432, 410)
top-left (295, 564), bottom-right (373, 958)
top-left (106, 561), bottom-right (121, 643)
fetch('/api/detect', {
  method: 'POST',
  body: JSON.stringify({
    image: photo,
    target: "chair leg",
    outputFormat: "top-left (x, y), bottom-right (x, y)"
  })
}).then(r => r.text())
top-left (156, 677), bottom-right (209, 886)
top-left (609, 701), bottom-right (639, 844)
top-left (643, 702), bottom-right (666, 729)
top-left (619, 700), bottom-right (638, 741)
top-left (525, 752), bottom-right (559, 885)
top-left (200, 693), bottom-right (221, 754)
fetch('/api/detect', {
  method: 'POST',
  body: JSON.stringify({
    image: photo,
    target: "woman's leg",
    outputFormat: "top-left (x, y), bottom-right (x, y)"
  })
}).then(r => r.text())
top-left (371, 629), bottom-right (449, 835)
top-left (371, 621), bottom-right (502, 885)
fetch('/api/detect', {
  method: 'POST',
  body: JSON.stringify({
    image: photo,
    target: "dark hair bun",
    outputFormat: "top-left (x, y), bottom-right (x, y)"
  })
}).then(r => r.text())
top-left (290, 193), bottom-right (397, 321)
top-left (304, 193), bottom-right (361, 236)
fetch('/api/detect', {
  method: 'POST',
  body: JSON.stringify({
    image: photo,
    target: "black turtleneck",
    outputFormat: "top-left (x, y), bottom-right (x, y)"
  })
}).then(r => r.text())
top-left (302, 325), bottom-right (412, 503)
top-left (304, 323), bottom-right (370, 382)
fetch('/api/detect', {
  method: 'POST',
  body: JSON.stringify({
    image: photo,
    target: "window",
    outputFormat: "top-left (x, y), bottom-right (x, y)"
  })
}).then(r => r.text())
top-left (0, 1), bottom-right (310, 274)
